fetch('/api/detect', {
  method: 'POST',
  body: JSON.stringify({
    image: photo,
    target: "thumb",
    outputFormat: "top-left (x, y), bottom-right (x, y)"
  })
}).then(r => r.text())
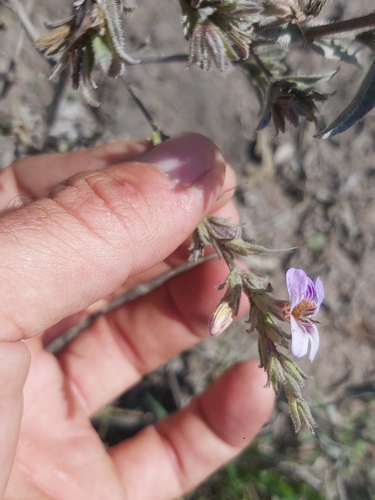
top-left (0, 133), bottom-right (228, 341)
top-left (0, 341), bottom-right (30, 497)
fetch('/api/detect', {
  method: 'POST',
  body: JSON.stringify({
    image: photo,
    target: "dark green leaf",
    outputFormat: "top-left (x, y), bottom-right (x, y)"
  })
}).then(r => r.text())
top-left (283, 70), bottom-right (337, 91)
top-left (316, 58), bottom-right (375, 139)
top-left (253, 22), bottom-right (304, 47)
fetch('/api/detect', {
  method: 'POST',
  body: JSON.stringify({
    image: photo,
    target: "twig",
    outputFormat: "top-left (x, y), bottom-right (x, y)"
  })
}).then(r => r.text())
top-left (123, 78), bottom-right (169, 142)
top-left (0, 0), bottom-right (34, 100)
top-left (44, 67), bottom-right (70, 136)
top-left (249, 46), bottom-right (273, 80)
top-left (6, 0), bottom-right (39, 42)
top-left (304, 12), bottom-right (375, 42)
top-left (138, 54), bottom-right (189, 65)
top-left (46, 254), bottom-right (217, 354)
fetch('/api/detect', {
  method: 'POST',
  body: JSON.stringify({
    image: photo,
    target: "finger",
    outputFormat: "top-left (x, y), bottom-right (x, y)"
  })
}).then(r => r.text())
top-left (109, 360), bottom-right (275, 500)
top-left (5, 337), bottom-right (127, 500)
top-left (40, 193), bottom-right (239, 348)
top-left (0, 341), bottom-right (30, 497)
top-left (56, 202), bottom-right (241, 414)
top-left (0, 133), bottom-right (228, 342)
top-left (57, 256), bottom-right (231, 413)
top-left (0, 139), bottom-right (152, 208)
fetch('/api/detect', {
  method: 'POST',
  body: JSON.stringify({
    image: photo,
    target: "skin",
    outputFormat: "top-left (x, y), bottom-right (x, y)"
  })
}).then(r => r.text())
top-left (0, 134), bottom-right (274, 499)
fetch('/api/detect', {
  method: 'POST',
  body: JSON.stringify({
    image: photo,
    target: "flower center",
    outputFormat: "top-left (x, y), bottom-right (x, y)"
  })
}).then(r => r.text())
top-left (292, 299), bottom-right (317, 320)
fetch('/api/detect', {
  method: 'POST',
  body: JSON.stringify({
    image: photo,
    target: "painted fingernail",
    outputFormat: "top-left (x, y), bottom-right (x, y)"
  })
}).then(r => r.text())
top-left (139, 133), bottom-right (216, 185)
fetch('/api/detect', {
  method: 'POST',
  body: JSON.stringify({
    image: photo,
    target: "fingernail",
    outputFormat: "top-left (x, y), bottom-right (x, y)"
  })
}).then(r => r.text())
top-left (139, 133), bottom-right (216, 185)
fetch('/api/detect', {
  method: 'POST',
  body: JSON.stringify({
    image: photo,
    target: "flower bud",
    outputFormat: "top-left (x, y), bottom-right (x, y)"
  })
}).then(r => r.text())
top-left (289, 399), bottom-right (317, 434)
top-left (208, 301), bottom-right (234, 336)
top-left (265, 354), bottom-right (285, 395)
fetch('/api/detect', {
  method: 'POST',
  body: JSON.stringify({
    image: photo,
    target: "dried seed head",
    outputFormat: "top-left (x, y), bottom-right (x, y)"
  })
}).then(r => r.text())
top-left (34, 0), bottom-right (138, 105)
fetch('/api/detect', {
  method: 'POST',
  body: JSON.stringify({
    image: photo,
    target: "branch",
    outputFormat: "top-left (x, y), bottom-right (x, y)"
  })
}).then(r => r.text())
top-left (304, 12), bottom-right (375, 42)
top-left (6, 0), bottom-right (39, 42)
top-left (46, 255), bottom-right (216, 354)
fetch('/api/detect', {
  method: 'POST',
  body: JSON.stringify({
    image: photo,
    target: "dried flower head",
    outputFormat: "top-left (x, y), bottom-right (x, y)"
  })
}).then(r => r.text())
top-left (180, 0), bottom-right (260, 70)
top-left (34, 0), bottom-right (138, 105)
top-left (256, 79), bottom-right (327, 134)
top-left (262, 0), bottom-right (328, 24)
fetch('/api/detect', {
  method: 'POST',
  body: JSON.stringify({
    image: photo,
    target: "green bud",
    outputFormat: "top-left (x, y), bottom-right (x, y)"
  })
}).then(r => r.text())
top-left (264, 321), bottom-right (290, 348)
top-left (258, 333), bottom-right (271, 369)
top-left (266, 354), bottom-right (285, 395)
top-left (289, 399), bottom-right (317, 434)
top-left (284, 373), bottom-right (303, 400)
top-left (279, 354), bottom-right (310, 385)
top-left (226, 239), bottom-right (270, 256)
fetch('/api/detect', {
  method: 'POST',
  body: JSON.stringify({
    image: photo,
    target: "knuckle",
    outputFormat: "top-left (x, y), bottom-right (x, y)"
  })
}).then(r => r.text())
top-left (51, 170), bottom-right (155, 242)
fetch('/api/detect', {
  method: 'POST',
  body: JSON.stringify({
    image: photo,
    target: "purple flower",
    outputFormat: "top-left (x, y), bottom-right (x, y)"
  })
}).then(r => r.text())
top-left (286, 268), bottom-right (324, 361)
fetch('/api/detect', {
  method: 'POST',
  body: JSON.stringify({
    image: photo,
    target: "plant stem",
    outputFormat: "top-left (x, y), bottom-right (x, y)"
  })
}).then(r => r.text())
top-left (46, 254), bottom-right (217, 354)
top-left (250, 46), bottom-right (273, 80)
top-left (304, 12), bottom-right (375, 42)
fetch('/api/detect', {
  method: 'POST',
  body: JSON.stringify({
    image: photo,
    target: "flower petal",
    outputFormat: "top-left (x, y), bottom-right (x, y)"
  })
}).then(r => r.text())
top-left (315, 277), bottom-right (324, 307)
top-left (305, 323), bottom-right (320, 361)
top-left (290, 316), bottom-right (309, 358)
top-left (305, 276), bottom-right (316, 301)
top-left (286, 268), bottom-right (308, 309)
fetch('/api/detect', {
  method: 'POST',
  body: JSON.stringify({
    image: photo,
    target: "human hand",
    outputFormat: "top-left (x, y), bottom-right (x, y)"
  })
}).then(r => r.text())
top-left (0, 134), bottom-right (274, 499)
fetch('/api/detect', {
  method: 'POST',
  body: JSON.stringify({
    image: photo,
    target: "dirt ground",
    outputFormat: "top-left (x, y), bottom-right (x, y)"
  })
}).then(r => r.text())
top-left (1, 0), bottom-right (374, 498)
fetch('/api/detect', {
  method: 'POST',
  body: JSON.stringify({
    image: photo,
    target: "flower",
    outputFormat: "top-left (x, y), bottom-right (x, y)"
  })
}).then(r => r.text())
top-left (285, 267), bottom-right (324, 361)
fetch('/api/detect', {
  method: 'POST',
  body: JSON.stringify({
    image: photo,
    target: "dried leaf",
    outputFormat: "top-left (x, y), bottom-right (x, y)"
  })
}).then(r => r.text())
top-left (102, 0), bottom-right (139, 64)
top-left (80, 45), bottom-right (100, 107)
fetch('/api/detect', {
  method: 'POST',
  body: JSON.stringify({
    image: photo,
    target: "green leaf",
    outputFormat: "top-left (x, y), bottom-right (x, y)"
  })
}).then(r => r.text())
top-left (255, 87), bottom-right (274, 131)
top-left (179, 0), bottom-right (199, 39)
top-left (283, 70), bottom-right (338, 91)
top-left (356, 29), bottom-right (375, 50)
top-left (92, 34), bottom-right (114, 75)
top-left (316, 58), bottom-right (375, 139)
top-left (144, 392), bottom-right (168, 420)
top-left (253, 22), bottom-right (304, 47)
